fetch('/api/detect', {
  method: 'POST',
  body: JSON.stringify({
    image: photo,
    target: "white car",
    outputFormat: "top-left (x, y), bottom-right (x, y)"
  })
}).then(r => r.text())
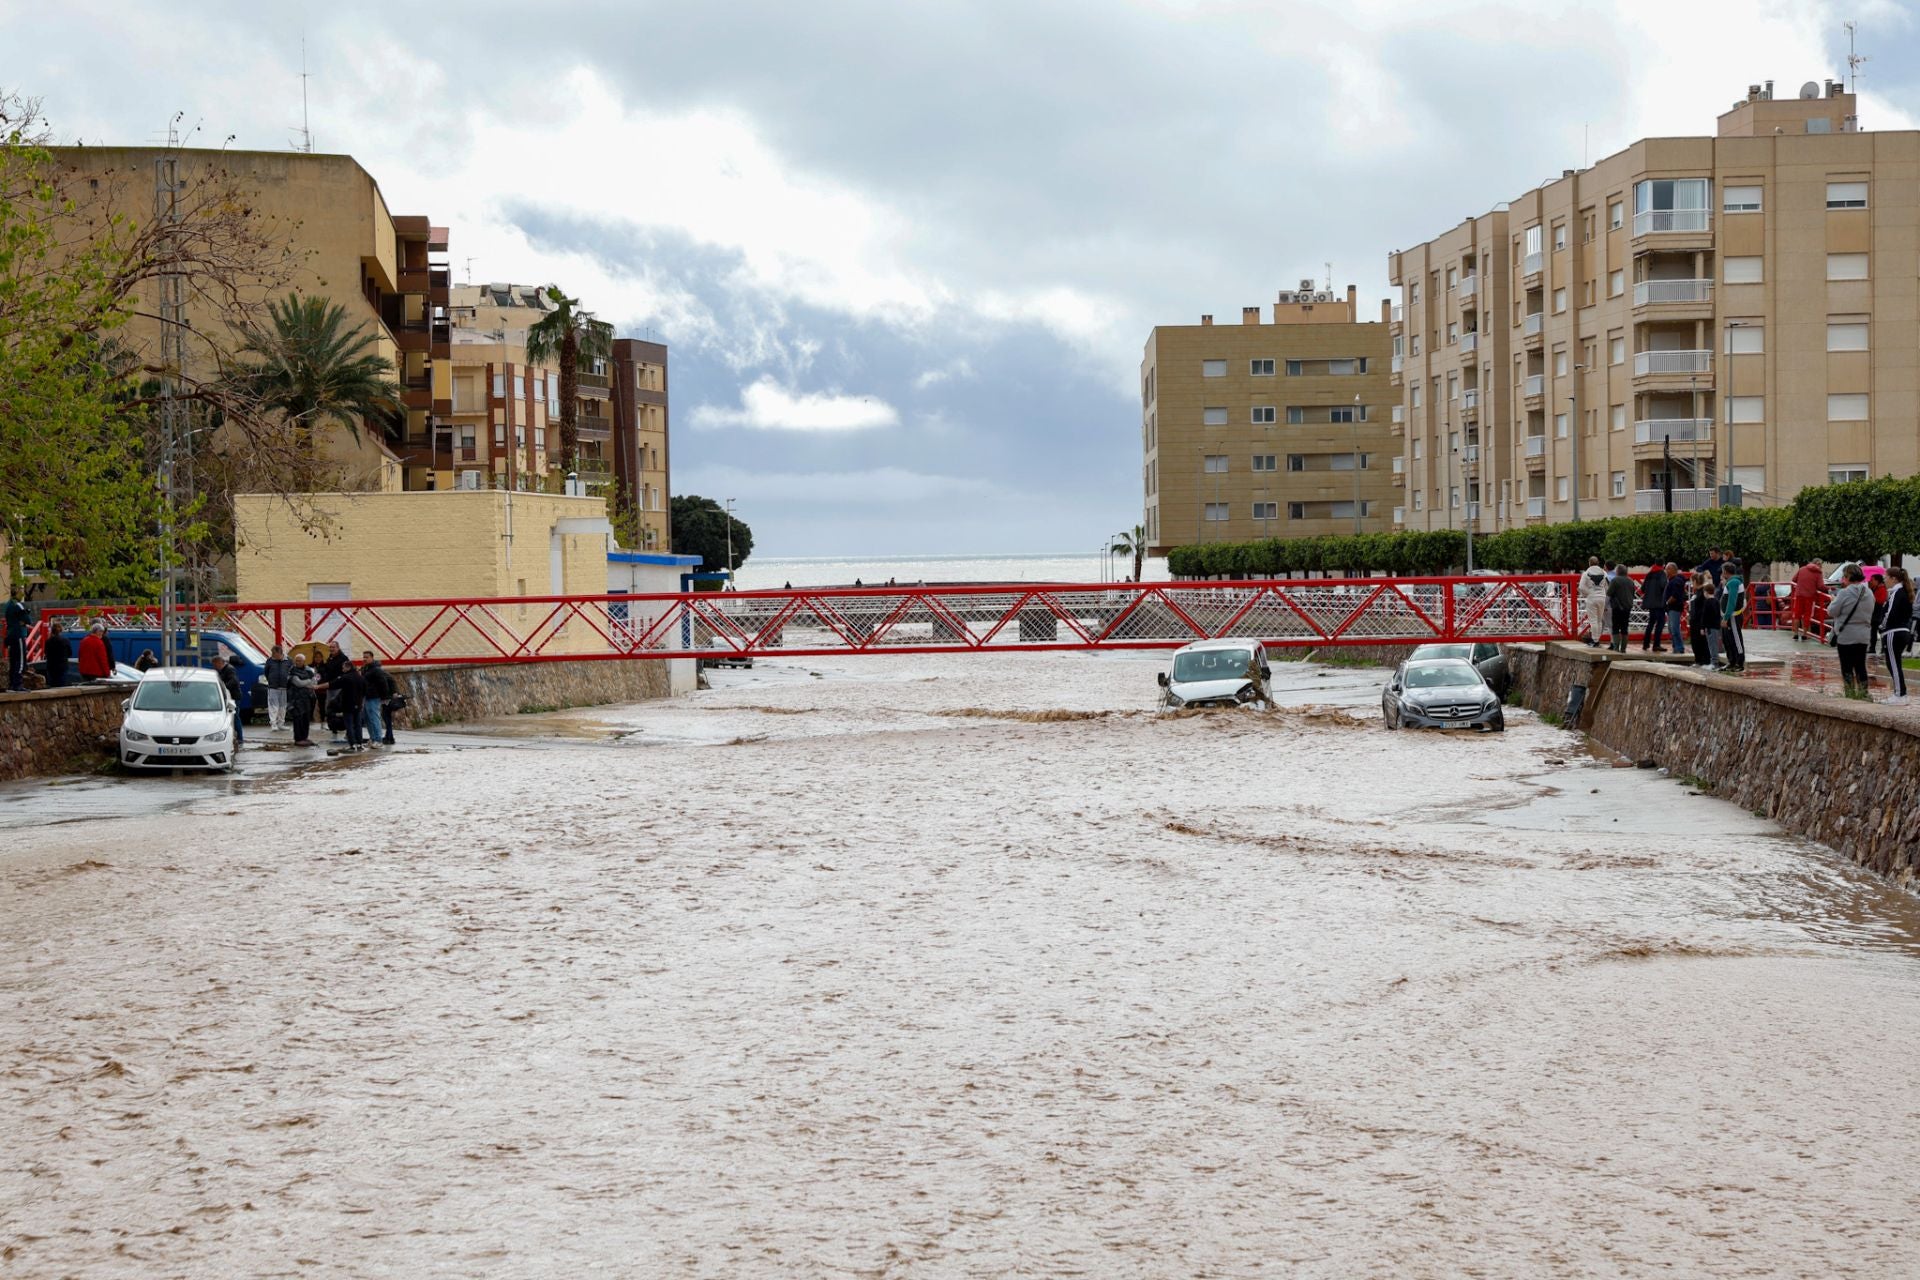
top-left (1158, 639), bottom-right (1272, 709)
top-left (119, 668), bottom-right (237, 772)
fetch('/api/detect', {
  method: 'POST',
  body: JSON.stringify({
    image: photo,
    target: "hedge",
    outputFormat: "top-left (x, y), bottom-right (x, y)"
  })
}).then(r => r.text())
top-left (1166, 475), bottom-right (1920, 579)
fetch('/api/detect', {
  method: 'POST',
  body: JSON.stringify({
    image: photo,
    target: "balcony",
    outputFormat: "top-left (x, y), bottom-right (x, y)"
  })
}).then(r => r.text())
top-left (1522, 251), bottom-right (1543, 279)
top-left (576, 413), bottom-right (612, 441)
top-left (1458, 331), bottom-right (1478, 355)
top-left (1391, 404), bottom-right (1405, 424)
top-left (1390, 304), bottom-right (1403, 333)
top-left (1458, 274), bottom-right (1478, 304)
top-left (1635, 487), bottom-right (1714, 512)
top-left (1463, 444), bottom-right (1480, 465)
top-left (1390, 354), bottom-right (1404, 373)
top-left (576, 371), bottom-right (612, 399)
top-left (1392, 505), bottom-right (1405, 526)
top-left (1633, 418), bottom-right (1711, 446)
top-left (1526, 496), bottom-right (1547, 520)
top-left (1633, 208), bottom-right (1710, 237)
top-left (1524, 436), bottom-right (1546, 471)
top-left (1523, 373), bottom-right (1545, 400)
top-left (1391, 456), bottom-right (1405, 486)
top-left (1633, 349), bottom-right (1711, 377)
top-left (1461, 388), bottom-right (1479, 420)
top-left (1522, 312), bottom-right (1544, 352)
top-left (1633, 278), bottom-right (1712, 307)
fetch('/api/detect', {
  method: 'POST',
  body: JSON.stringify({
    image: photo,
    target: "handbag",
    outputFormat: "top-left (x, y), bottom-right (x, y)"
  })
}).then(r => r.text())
top-left (1827, 591), bottom-right (1864, 647)
top-left (385, 694), bottom-right (409, 715)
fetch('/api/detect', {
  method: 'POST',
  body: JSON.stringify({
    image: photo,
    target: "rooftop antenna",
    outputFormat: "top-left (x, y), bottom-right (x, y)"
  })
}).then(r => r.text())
top-left (1324, 261), bottom-right (1332, 294)
top-left (464, 256), bottom-right (478, 284)
top-left (294, 37), bottom-right (314, 152)
top-left (1846, 20), bottom-right (1868, 94)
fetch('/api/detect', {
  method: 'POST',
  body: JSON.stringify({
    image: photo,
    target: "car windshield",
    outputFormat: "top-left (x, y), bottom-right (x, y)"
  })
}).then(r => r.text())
top-left (1403, 664), bottom-right (1482, 689)
top-left (1171, 648), bottom-right (1256, 682)
top-left (131, 679), bottom-right (225, 712)
top-left (1411, 644), bottom-right (1472, 662)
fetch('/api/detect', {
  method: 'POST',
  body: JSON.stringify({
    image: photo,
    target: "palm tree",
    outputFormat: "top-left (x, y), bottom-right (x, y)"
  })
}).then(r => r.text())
top-left (1109, 524), bottom-right (1148, 582)
top-left (230, 293), bottom-right (404, 442)
top-left (523, 286), bottom-right (615, 472)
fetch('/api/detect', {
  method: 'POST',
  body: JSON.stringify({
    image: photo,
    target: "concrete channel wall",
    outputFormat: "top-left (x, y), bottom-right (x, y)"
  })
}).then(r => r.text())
top-left (1508, 642), bottom-right (1920, 885)
top-left (0, 658), bottom-right (693, 781)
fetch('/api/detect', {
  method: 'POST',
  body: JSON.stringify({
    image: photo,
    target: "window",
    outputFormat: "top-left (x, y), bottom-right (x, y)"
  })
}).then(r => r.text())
top-left (1723, 184), bottom-right (1763, 213)
top-left (1828, 393), bottom-right (1869, 421)
top-left (1633, 178), bottom-right (1710, 232)
top-left (1725, 324), bottom-right (1763, 354)
top-left (1330, 406), bottom-right (1358, 423)
top-left (1608, 200), bottom-right (1623, 230)
top-left (1411, 283), bottom-right (1421, 304)
top-left (1611, 405), bottom-right (1626, 432)
top-left (1555, 412), bottom-right (1569, 438)
top-left (1203, 407), bottom-right (1228, 426)
top-left (1609, 270), bottom-right (1624, 297)
top-left (1829, 465), bottom-right (1869, 484)
top-left (1827, 253), bottom-right (1868, 281)
top-left (1287, 454), bottom-right (1305, 471)
top-left (1412, 491), bottom-right (1424, 511)
top-left (1524, 225), bottom-right (1543, 256)
top-left (494, 423), bottom-right (506, 443)
top-left (1828, 321), bottom-right (1869, 351)
top-left (1252, 502), bottom-right (1279, 520)
top-left (1202, 360), bottom-right (1227, 377)
top-left (1202, 503), bottom-right (1229, 522)
top-left (1285, 406), bottom-right (1305, 424)
top-left (1826, 180), bottom-right (1868, 209)
top-left (491, 372), bottom-right (505, 398)
top-left (1612, 471), bottom-right (1627, 498)
top-left (1447, 322), bottom-right (1458, 344)
top-left (1410, 336), bottom-right (1421, 355)
top-left (1556, 477), bottom-right (1570, 502)
top-left (1554, 350), bottom-right (1568, 376)
top-left (1328, 359), bottom-right (1359, 375)
top-left (1203, 455), bottom-right (1228, 474)
top-left (1252, 405), bottom-right (1277, 424)
top-left (1332, 501), bottom-right (1374, 519)
top-left (1250, 358), bottom-right (1275, 376)
top-left (1287, 503), bottom-right (1307, 520)
top-left (1412, 439), bottom-right (1424, 460)
top-left (1445, 267), bottom-right (1457, 288)
top-left (1727, 396), bottom-right (1764, 424)
top-left (1553, 287), bottom-right (1568, 313)
top-left (1411, 384), bottom-right (1423, 408)
top-left (1285, 360), bottom-right (1303, 376)
top-left (1553, 223), bottom-right (1567, 251)
top-left (1724, 257), bottom-right (1763, 284)
top-left (1331, 454), bottom-right (1356, 471)
top-left (1252, 454), bottom-right (1277, 472)
top-left (1609, 337), bottom-right (1625, 365)
top-left (1807, 117), bottom-right (1832, 135)
top-left (1731, 466), bottom-right (1765, 495)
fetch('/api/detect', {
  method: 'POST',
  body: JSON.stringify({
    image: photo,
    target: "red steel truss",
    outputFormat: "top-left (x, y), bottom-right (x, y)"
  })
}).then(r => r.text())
top-left (31, 575), bottom-right (1584, 667)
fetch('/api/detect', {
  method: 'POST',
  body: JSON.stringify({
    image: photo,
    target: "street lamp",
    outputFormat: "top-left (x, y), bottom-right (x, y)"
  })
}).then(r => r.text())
top-left (724, 497), bottom-right (736, 589)
top-left (1351, 393), bottom-right (1363, 535)
top-left (1719, 319), bottom-right (1750, 507)
top-left (1570, 363), bottom-right (1587, 523)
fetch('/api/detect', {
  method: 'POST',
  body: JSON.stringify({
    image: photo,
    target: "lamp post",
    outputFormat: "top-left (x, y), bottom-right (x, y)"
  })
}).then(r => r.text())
top-left (1351, 393), bottom-right (1363, 534)
top-left (724, 497), bottom-right (736, 589)
top-left (1570, 363), bottom-right (1587, 523)
top-left (1719, 319), bottom-right (1749, 507)
top-left (1688, 373), bottom-right (1699, 513)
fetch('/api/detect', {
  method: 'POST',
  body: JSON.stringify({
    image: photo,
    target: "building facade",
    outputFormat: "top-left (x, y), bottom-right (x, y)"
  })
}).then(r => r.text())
top-left (611, 339), bottom-right (672, 550)
top-left (1143, 285), bottom-right (1395, 556)
top-left (1389, 80), bottom-right (1915, 533)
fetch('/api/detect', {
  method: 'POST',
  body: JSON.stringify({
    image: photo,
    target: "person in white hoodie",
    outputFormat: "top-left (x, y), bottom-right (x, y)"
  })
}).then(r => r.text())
top-left (1578, 556), bottom-right (1609, 647)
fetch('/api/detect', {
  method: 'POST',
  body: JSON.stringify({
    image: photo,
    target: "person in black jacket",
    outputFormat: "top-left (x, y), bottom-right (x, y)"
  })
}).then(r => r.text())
top-left (359, 651), bottom-right (396, 746)
top-left (287, 653), bottom-right (320, 746)
top-left (1606, 565), bottom-right (1637, 653)
top-left (211, 653), bottom-right (244, 747)
top-left (1882, 566), bottom-right (1913, 704)
top-left (42, 622), bottom-right (71, 688)
top-left (1688, 577), bottom-right (1724, 668)
top-left (336, 658), bottom-right (367, 751)
top-left (1640, 564), bottom-right (1668, 652)
top-left (317, 641), bottom-right (350, 743)
top-left (1662, 563), bottom-right (1687, 656)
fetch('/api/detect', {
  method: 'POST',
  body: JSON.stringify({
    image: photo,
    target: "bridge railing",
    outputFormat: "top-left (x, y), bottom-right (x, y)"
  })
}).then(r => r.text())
top-left (30, 575), bottom-right (1584, 666)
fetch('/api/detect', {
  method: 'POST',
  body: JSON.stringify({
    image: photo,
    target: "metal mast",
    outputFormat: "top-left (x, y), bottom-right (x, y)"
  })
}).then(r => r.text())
top-left (154, 144), bottom-right (190, 666)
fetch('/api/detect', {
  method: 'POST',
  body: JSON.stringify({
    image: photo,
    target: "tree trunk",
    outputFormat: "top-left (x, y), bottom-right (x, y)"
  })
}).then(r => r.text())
top-left (559, 327), bottom-right (579, 474)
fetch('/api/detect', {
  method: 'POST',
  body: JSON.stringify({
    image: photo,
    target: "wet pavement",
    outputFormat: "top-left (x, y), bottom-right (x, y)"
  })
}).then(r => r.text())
top-left (6, 651), bottom-right (1920, 1277)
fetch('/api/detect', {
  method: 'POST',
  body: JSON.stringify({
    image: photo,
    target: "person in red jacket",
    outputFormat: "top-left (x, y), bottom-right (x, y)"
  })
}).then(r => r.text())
top-left (76, 623), bottom-right (113, 680)
top-left (1789, 558), bottom-right (1824, 642)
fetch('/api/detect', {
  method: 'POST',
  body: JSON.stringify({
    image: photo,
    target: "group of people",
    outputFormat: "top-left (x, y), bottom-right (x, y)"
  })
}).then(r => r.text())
top-left (1820, 562), bottom-right (1913, 702)
top-left (24, 620), bottom-right (117, 689)
top-left (260, 640), bottom-right (402, 751)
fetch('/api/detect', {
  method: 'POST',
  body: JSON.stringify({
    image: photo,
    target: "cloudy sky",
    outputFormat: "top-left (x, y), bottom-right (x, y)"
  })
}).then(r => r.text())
top-left (5, 0), bottom-right (1915, 558)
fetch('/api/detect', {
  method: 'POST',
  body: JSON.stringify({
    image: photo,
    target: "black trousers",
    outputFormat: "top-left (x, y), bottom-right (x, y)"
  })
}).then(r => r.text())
top-left (1691, 633), bottom-right (1714, 666)
top-left (1720, 618), bottom-right (1745, 669)
top-left (291, 705), bottom-right (312, 742)
top-left (1838, 642), bottom-right (1872, 692)
top-left (5, 637), bottom-right (22, 690)
top-left (343, 700), bottom-right (365, 747)
top-left (1644, 606), bottom-right (1668, 650)
top-left (1885, 632), bottom-right (1910, 697)
top-left (1610, 605), bottom-right (1632, 651)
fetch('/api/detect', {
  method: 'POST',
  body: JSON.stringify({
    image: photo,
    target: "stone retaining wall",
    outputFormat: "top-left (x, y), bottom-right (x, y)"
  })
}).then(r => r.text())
top-left (391, 658), bottom-right (683, 729)
top-left (0, 685), bottom-right (130, 782)
top-left (1510, 642), bottom-right (1920, 884)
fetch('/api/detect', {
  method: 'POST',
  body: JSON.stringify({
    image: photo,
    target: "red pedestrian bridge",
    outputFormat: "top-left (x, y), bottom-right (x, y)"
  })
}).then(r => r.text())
top-left (34, 575), bottom-right (1585, 667)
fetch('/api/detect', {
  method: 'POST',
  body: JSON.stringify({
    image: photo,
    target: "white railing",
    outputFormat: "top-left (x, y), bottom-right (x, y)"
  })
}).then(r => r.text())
top-left (1633, 349), bottom-right (1711, 376)
top-left (1391, 354), bottom-right (1405, 373)
top-left (1524, 435), bottom-right (1547, 458)
top-left (1391, 404), bottom-right (1405, 424)
top-left (1523, 312), bottom-right (1543, 337)
top-left (1634, 418), bottom-right (1712, 444)
top-left (1392, 506), bottom-right (1405, 524)
top-left (1523, 251), bottom-right (1543, 275)
top-left (1634, 208), bottom-right (1711, 236)
top-left (1526, 497), bottom-right (1547, 518)
top-left (1462, 388), bottom-right (1480, 411)
top-left (1458, 275), bottom-right (1478, 301)
top-left (1634, 278), bottom-right (1713, 306)
top-left (1524, 374), bottom-right (1545, 397)
top-left (1392, 455), bottom-right (1405, 474)
top-left (1458, 331), bottom-right (1478, 354)
top-left (1464, 444), bottom-right (1480, 464)
top-left (1391, 304), bottom-right (1403, 323)
top-left (1466, 501), bottom-right (1481, 520)
top-left (1635, 487), bottom-right (1714, 512)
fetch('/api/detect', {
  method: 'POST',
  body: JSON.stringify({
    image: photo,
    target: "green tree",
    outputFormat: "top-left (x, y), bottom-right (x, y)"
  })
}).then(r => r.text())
top-left (523, 287), bottom-right (614, 470)
top-left (228, 293), bottom-right (403, 443)
top-left (671, 494), bottom-right (753, 574)
top-left (1109, 525), bottom-right (1148, 581)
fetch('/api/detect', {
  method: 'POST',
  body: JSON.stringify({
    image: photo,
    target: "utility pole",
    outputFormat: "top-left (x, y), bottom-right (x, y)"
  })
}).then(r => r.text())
top-left (154, 152), bottom-right (188, 668)
top-left (1351, 393), bottom-right (1363, 534)
top-left (724, 497), bottom-right (736, 588)
top-left (1570, 363), bottom-right (1587, 523)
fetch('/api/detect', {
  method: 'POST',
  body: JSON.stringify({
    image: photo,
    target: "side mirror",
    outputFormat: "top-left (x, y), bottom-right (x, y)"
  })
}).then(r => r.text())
top-left (121, 698), bottom-right (131, 712)
top-left (1260, 665), bottom-right (1271, 679)
top-left (1156, 672), bottom-right (1169, 687)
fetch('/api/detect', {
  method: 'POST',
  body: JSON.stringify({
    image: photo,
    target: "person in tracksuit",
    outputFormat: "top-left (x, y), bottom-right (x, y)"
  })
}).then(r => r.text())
top-left (1882, 567), bottom-right (1913, 705)
top-left (1719, 559), bottom-right (1748, 672)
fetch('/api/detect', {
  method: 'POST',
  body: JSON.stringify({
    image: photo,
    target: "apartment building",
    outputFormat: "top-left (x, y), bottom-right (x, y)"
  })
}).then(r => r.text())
top-left (50, 148), bottom-right (451, 491)
top-left (611, 339), bottom-right (672, 551)
top-left (1389, 79), bottom-right (1918, 533)
top-left (442, 285), bottom-right (568, 492)
top-left (1144, 284), bottom-right (1395, 556)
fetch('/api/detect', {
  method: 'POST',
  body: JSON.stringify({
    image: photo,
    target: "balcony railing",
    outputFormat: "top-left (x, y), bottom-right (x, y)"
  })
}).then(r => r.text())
top-left (1634, 278), bottom-right (1713, 306)
top-left (1524, 435), bottom-right (1546, 458)
top-left (1391, 304), bottom-right (1403, 323)
top-left (576, 371), bottom-right (612, 391)
top-left (1526, 497), bottom-right (1546, 518)
top-left (1392, 506), bottom-right (1405, 525)
top-left (1635, 487), bottom-right (1714, 512)
top-left (1391, 404), bottom-right (1405, 424)
top-left (1522, 251), bottom-right (1543, 276)
top-left (1458, 331), bottom-right (1478, 354)
top-left (1633, 349), bottom-right (1711, 376)
top-left (1633, 208), bottom-right (1711, 236)
top-left (1634, 418), bottom-right (1712, 445)
top-left (1390, 354), bottom-right (1404, 373)
top-left (1462, 388), bottom-right (1479, 411)
top-left (1464, 444), bottom-right (1480, 464)
top-left (1523, 374), bottom-right (1545, 397)
top-left (1391, 455), bottom-right (1405, 474)
top-left (1523, 312), bottom-right (1543, 337)
top-left (576, 413), bottom-right (613, 440)
top-left (1458, 275), bottom-right (1478, 301)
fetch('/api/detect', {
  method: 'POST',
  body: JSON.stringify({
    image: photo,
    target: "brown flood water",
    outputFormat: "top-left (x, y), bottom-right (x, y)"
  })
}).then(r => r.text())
top-left (5, 651), bottom-right (1920, 1278)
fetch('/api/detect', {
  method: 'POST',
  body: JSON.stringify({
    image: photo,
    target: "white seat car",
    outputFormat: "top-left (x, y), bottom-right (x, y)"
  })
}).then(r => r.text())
top-left (119, 668), bottom-right (237, 772)
top-left (1157, 638), bottom-right (1273, 709)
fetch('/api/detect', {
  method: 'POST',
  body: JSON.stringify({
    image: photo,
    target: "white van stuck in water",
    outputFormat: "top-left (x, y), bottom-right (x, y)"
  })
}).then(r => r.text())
top-left (1157, 639), bottom-right (1272, 710)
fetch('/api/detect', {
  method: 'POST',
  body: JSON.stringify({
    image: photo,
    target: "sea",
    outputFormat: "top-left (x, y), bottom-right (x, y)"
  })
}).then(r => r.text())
top-left (732, 553), bottom-right (1171, 591)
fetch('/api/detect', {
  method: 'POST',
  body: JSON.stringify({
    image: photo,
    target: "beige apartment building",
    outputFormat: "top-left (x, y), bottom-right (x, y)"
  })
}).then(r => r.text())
top-left (1389, 79), bottom-right (1917, 533)
top-left (611, 338), bottom-right (672, 551)
top-left (1143, 284), bottom-right (1395, 556)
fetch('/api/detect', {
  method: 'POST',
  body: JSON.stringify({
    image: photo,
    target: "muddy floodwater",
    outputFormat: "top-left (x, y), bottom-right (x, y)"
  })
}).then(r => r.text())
top-left (7, 652), bottom-right (1920, 1278)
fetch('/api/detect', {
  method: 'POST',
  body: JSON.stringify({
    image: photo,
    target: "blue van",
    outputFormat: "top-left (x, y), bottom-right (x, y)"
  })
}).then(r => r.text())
top-left (104, 629), bottom-right (272, 715)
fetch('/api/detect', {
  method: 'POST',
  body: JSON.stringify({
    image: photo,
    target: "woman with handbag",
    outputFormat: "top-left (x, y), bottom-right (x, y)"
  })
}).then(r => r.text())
top-left (1826, 564), bottom-right (1875, 698)
top-left (1881, 567), bottom-right (1913, 705)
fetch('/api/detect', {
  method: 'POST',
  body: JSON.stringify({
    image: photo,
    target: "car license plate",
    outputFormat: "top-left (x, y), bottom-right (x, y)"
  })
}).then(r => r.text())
top-left (1443, 721), bottom-right (1472, 729)
top-left (155, 745), bottom-right (198, 755)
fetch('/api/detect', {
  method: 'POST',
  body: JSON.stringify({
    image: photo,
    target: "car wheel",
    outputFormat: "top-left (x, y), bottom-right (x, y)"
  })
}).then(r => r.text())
top-left (1487, 714), bottom-right (1506, 733)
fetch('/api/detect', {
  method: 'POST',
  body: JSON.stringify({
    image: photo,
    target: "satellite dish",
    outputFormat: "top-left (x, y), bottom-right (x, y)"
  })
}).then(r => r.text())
top-left (1800, 81), bottom-right (1821, 99)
